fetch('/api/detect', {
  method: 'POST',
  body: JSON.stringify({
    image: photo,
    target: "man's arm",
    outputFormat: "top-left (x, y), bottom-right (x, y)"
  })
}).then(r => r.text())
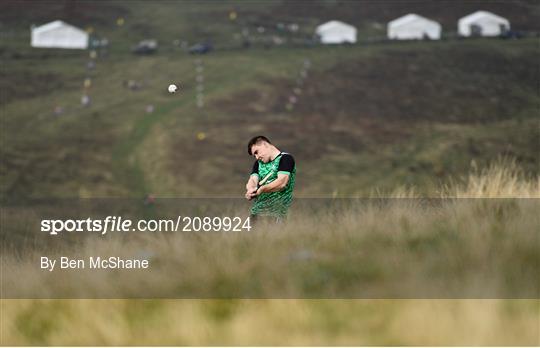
top-left (246, 174), bottom-right (259, 191)
top-left (256, 154), bottom-right (294, 195)
top-left (245, 160), bottom-right (260, 200)
top-left (245, 175), bottom-right (259, 200)
top-left (246, 160), bottom-right (259, 190)
top-left (257, 173), bottom-right (289, 194)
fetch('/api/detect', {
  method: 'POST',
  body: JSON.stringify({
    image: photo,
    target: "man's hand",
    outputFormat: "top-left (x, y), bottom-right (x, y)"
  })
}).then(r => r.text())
top-left (245, 187), bottom-right (258, 200)
top-left (253, 174), bottom-right (289, 196)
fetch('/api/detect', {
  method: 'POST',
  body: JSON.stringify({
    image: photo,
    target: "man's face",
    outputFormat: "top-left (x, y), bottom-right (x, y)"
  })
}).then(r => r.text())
top-left (251, 142), bottom-right (272, 163)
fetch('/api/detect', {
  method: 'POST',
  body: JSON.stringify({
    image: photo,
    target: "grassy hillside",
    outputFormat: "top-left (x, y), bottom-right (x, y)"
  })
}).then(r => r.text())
top-left (2, 1), bottom-right (539, 199)
top-left (1, 37), bottom-right (539, 199)
top-left (2, 1), bottom-right (540, 49)
top-left (1, 3), bottom-right (539, 346)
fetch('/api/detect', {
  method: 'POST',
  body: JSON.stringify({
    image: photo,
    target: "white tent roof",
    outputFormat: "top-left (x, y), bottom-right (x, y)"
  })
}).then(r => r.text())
top-left (316, 20), bottom-right (356, 34)
top-left (459, 11), bottom-right (509, 27)
top-left (31, 20), bottom-right (88, 49)
top-left (33, 20), bottom-right (84, 35)
top-left (388, 14), bottom-right (440, 29)
top-left (458, 10), bottom-right (510, 37)
top-left (315, 20), bottom-right (357, 44)
top-left (387, 13), bottom-right (441, 40)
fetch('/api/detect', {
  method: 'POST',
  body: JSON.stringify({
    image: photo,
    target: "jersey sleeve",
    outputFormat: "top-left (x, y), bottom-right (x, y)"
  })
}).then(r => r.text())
top-left (251, 161), bottom-right (259, 177)
top-left (277, 154), bottom-right (295, 175)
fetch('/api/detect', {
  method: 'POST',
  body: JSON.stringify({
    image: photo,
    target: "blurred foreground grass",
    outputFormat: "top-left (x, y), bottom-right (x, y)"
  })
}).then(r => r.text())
top-left (2, 299), bottom-right (539, 345)
top-left (1, 160), bottom-right (538, 345)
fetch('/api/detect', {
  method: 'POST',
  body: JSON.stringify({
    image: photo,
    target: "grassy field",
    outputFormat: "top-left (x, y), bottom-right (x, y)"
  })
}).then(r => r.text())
top-left (1, 162), bottom-right (539, 345)
top-left (1, 1), bottom-right (540, 199)
top-left (1, 299), bottom-right (539, 345)
top-left (2, 38), bottom-right (539, 199)
top-left (1, 1), bottom-right (539, 346)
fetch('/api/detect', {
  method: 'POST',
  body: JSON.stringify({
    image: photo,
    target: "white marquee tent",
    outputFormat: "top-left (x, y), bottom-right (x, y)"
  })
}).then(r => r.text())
top-left (458, 11), bottom-right (510, 37)
top-left (387, 14), bottom-right (442, 40)
top-left (31, 20), bottom-right (89, 49)
top-left (315, 20), bottom-right (357, 44)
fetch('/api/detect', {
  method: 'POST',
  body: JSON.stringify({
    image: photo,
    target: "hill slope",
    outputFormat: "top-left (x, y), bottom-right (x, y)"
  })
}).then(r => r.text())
top-left (1, 1), bottom-right (539, 199)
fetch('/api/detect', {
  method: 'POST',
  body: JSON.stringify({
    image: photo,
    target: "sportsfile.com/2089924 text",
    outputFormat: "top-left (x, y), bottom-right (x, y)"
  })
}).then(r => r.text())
top-left (40, 216), bottom-right (252, 235)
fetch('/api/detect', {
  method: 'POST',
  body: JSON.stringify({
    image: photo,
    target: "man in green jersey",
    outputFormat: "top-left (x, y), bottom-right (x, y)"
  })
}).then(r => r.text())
top-left (245, 136), bottom-right (296, 221)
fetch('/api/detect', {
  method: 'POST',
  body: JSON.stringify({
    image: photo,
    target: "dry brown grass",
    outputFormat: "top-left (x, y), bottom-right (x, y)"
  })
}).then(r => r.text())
top-left (1, 161), bottom-right (538, 345)
top-left (1, 299), bottom-right (538, 345)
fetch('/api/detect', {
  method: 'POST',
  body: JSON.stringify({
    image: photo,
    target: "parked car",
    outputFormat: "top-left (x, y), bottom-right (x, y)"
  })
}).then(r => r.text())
top-left (188, 43), bottom-right (212, 54)
top-left (132, 39), bottom-right (158, 54)
top-left (499, 30), bottom-right (525, 39)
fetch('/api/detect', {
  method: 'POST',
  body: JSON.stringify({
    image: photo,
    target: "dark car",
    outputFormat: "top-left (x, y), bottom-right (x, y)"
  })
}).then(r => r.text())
top-left (188, 43), bottom-right (212, 54)
top-left (500, 30), bottom-right (525, 39)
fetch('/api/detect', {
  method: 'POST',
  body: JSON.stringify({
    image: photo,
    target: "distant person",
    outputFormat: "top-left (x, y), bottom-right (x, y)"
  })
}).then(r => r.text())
top-left (245, 136), bottom-right (296, 222)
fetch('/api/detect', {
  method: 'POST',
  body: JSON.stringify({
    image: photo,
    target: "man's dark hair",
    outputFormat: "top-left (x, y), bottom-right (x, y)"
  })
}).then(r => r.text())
top-left (247, 135), bottom-right (271, 155)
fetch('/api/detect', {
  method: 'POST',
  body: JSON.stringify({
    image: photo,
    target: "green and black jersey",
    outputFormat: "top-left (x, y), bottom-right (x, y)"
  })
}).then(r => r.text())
top-left (250, 152), bottom-right (296, 218)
